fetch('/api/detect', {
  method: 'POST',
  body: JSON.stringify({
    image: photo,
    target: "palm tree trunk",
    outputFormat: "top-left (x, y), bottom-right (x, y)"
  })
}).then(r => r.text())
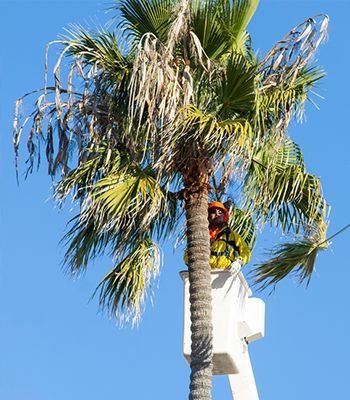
top-left (184, 171), bottom-right (213, 400)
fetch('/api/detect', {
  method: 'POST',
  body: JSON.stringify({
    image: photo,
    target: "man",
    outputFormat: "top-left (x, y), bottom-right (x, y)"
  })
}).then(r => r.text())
top-left (207, 202), bottom-right (251, 272)
top-left (184, 202), bottom-right (251, 272)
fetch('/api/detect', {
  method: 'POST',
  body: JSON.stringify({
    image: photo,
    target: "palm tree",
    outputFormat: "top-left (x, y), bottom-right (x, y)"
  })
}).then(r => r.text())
top-left (14, 1), bottom-right (330, 399)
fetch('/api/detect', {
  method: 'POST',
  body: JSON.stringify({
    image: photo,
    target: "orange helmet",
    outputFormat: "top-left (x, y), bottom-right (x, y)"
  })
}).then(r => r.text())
top-left (208, 201), bottom-right (229, 221)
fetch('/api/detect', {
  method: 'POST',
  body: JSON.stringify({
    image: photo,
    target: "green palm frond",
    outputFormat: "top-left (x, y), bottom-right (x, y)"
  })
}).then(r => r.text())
top-left (116, 0), bottom-right (174, 44)
top-left (221, 0), bottom-right (260, 52)
top-left (95, 238), bottom-right (160, 325)
top-left (254, 223), bottom-right (350, 290)
top-left (253, 237), bottom-right (327, 290)
top-left (190, 0), bottom-right (259, 59)
top-left (62, 27), bottom-right (130, 77)
top-left (178, 104), bottom-right (253, 156)
top-left (89, 165), bottom-right (179, 244)
top-left (257, 66), bottom-right (325, 133)
top-left (243, 139), bottom-right (327, 235)
top-left (230, 209), bottom-right (256, 249)
top-left (229, 207), bottom-right (256, 248)
top-left (62, 213), bottom-right (112, 275)
top-left (93, 168), bottom-right (168, 231)
top-left (61, 159), bottom-right (177, 279)
top-left (213, 53), bottom-right (257, 117)
top-left (54, 145), bottom-right (125, 202)
top-left (190, 0), bottom-right (230, 59)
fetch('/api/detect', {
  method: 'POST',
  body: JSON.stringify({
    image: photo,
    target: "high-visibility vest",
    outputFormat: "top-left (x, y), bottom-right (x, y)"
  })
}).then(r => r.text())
top-left (184, 226), bottom-right (251, 269)
top-left (209, 226), bottom-right (251, 269)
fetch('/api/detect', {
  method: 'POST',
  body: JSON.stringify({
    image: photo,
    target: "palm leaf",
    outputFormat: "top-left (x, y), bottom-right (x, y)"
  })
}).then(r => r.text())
top-left (190, 0), bottom-right (230, 59)
top-left (62, 213), bottom-right (112, 276)
top-left (260, 15), bottom-right (328, 89)
top-left (92, 167), bottom-right (176, 236)
top-left (254, 223), bottom-right (350, 290)
top-left (54, 145), bottom-right (125, 202)
top-left (95, 238), bottom-right (160, 325)
top-left (258, 15), bottom-right (328, 134)
top-left (178, 104), bottom-right (253, 157)
top-left (14, 27), bottom-right (132, 178)
top-left (243, 139), bottom-right (328, 236)
top-left (116, 0), bottom-right (174, 44)
top-left (63, 27), bottom-right (130, 77)
top-left (257, 66), bottom-right (325, 133)
top-left (211, 53), bottom-right (257, 117)
top-left (229, 207), bottom-right (256, 248)
top-left (253, 238), bottom-right (327, 290)
top-left (223, 0), bottom-right (260, 52)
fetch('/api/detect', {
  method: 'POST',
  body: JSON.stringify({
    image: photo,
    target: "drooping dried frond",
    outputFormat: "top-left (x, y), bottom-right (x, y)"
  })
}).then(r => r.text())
top-left (166, 0), bottom-right (191, 52)
top-left (260, 15), bottom-right (328, 88)
top-left (14, 28), bottom-right (130, 178)
top-left (95, 238), bottom-right (161, 325)
top-left (258, 15), bottom-right (329, 134)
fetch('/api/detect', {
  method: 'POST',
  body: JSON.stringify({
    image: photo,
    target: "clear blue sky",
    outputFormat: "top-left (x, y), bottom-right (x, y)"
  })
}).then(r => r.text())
top-left (1, 1), bottom-right (349, 399)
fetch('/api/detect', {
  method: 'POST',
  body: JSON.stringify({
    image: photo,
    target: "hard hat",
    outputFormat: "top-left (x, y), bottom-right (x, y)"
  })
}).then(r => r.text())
top-left (208, 201), bottom-right (229, 221)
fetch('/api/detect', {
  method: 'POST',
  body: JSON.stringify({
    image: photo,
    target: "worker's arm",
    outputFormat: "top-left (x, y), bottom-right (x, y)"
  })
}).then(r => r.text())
top-left (231, 232), bottom-right (251, 265)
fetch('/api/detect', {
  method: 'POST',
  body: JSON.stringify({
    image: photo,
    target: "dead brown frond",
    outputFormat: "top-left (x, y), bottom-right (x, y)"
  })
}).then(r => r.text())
top-left (258, 15), bottom-right (329, 135)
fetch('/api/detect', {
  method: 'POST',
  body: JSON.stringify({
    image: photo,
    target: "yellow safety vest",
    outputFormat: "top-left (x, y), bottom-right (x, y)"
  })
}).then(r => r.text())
top-left (209, 226), bottom-right (251, 269)
top-left (184, 226), bottom-right (251, 269)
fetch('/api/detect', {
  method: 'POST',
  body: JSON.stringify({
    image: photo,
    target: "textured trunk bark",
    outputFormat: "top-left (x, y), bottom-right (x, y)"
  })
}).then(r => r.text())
top-left (184, 174), bottom-right (213, 400)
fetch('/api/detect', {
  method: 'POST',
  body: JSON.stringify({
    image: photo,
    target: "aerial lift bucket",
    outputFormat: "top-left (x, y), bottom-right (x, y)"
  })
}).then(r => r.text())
top-left (180, 270), bottom-right (265, 400)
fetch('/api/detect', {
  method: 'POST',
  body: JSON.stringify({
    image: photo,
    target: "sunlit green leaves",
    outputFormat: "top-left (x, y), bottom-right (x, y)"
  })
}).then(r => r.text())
top-left (116, 0), bottom-right (174, 44)
top-left (178, 104), bottom-right (253, 157)
top-left (257, 66), bottom-right (325, 133)
top-left (221, 0), bottom-right (260, 52)
top-left (63, 27), bottom-right (130, 78)
top-left (92, 166), bottom-right (174, 237)
top-left (96, 239), bottom-right (160, 325)
top-left (243, 139), bottom-right (327, 236)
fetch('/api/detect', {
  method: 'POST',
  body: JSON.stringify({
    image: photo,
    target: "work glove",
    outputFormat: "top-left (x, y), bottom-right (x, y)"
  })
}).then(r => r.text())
top-left (229, 259), bottom-right (242, 274)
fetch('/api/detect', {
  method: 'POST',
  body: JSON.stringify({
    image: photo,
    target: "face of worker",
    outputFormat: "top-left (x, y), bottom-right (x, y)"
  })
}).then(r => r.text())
top-left (208, 208), bottom-right (226, 227)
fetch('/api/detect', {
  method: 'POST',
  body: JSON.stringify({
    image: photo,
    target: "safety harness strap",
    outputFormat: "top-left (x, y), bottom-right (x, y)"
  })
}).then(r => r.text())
top-left (211, 251), bottom-right (228, 257)
top-left (214, 227), bottom-right (240, 252)
top-left (210, 227), bottom-right (241, 262)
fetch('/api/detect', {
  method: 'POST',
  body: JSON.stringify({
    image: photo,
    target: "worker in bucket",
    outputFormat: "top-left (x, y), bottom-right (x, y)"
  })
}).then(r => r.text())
top-left (185, 201), bottom-right (251, 272)
top-left (207, 201), bottom-right (251, 272)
